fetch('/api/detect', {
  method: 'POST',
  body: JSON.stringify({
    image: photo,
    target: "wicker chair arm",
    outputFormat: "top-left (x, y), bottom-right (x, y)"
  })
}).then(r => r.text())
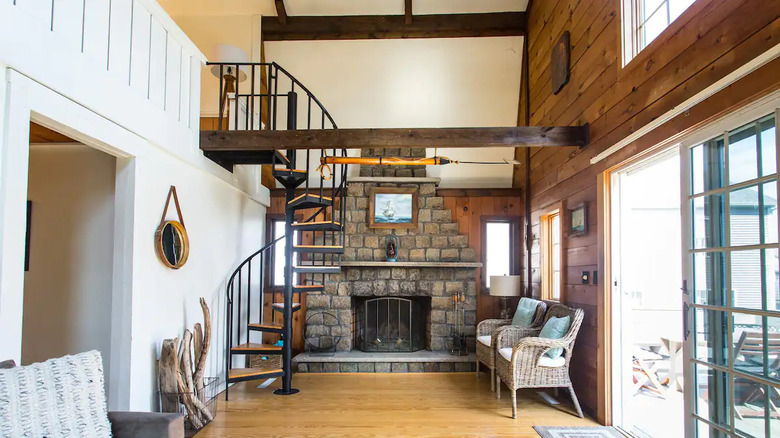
top-left (495, 326), bottom-right (543, 349)
top-left (514, 336), bottom-right (570, 351)
top-left (476, 319), bottom-right (512, 336)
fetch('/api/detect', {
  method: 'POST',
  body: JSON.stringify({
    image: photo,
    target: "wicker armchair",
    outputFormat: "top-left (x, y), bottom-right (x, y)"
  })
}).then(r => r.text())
top-left (475, 299), bottom-right (547, 391)
top-left (494, 304), bottom-right (585, 419)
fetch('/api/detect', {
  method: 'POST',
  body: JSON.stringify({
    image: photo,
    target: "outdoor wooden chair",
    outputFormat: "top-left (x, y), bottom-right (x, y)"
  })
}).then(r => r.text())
top-left (733, 331), bottom-right (780, 419)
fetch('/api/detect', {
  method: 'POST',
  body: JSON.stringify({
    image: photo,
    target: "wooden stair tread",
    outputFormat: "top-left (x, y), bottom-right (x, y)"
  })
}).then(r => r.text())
top-left (273, 167), bottom-right (306, 174)
top-left (291, 221), bottom-right (341, 227)
top-left (231, 342), bottom-right (282, 352)
top-left (228, 367), bottom-right (284, 380)
top-left (293, 285), bottom-right (324, 291)
top-left (288, 193), bottom-right (332, 204)
top-left (294, 245), bottom-right (343, 249)
top-left (247, 322), bottom-right (283, 330)
top-left (272, 302), bottom-right (301, 309)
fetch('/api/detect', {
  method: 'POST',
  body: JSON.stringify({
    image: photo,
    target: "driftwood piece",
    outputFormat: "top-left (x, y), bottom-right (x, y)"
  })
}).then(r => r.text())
top-left (158, 339), bottom-right (180, 413)
top-left (193, 298), bottom-right (212, 402)
top-left (157, 298), bottom-right (214, 431)
top-left (177, 331), bottom-right (202, 429)
top-left (193, 323), bottom-right (203, 372)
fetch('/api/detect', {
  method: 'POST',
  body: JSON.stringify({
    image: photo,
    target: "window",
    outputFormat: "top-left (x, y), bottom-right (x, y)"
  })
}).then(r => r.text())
top-left (271, 219), bottom-right (298, 287)
top-left (622, 0), bottom-right (696, 64)
top-left (481, 218), bottom-right (518, 290)
top-left (541, 210), bottom-right (563, 301)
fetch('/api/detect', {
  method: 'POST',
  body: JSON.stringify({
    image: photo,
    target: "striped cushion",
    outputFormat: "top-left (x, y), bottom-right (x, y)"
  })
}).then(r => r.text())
top-left (0, 351), bottom-right (111, 437)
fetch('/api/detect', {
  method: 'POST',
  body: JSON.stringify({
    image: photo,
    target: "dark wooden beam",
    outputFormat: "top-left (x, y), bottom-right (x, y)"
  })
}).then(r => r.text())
top-left (274, 0), bottom-right (287, 25)
top-left (261, 12), bottom-right (526, 41)
top-left (404, 0), bottom-right (413, 25)
top-left (200, 126), bottom-right (588, 152)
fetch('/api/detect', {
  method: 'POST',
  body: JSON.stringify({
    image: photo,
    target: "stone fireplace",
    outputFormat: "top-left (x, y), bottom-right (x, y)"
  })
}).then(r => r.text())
top-left (296, 154), bottom-right (480, 372)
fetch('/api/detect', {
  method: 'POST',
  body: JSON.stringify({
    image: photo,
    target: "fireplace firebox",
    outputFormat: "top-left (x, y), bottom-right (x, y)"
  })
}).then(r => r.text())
top-left (353, 297), bottom-right (429, 352)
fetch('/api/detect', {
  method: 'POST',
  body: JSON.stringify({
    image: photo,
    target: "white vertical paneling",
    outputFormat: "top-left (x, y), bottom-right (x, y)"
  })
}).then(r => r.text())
top-left (189, 55), bottom-right (200, 130)
top-left (107, 0), bottom-right (132, 83)
top-left (147, 18), bottom-right (166, 108)
top-left (178, 53), bottom-right (191, 123)
top-left (82, 0), bottom-right (110, 67)
top-left (13, 0), bottom-right (53, 31)
top-left (51, 0), bottom-right (84, 52)
top-left (128, 1), bottom-right (150, 97)
top-left (164, 37), bottom-right (181, 115)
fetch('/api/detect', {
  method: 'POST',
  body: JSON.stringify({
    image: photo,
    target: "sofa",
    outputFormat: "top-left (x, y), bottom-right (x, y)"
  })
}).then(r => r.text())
top-left (0, 351), bottom-right (184, 438)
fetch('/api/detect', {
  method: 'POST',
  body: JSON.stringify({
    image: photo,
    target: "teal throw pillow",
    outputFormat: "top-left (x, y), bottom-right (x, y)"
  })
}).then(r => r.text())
top-left (511, 298), bottom-right (540, 327)
top-left (539, 315), bottom-right (571, 359)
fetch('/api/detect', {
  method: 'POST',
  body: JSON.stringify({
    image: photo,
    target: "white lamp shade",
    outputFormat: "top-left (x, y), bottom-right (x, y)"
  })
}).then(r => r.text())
top-left (489, 275), bottom-right (522, 297)
top-left (209, 44), bottom-right (248, 82)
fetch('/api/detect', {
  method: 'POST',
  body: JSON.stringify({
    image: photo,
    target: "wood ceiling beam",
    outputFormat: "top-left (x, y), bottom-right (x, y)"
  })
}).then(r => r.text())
top-left (200, 126), bottom-right (588, 152)
top-left (261, 12), bottom-right (526, 41)
top-left (405, 0), bottom-right (413, 25)
top-left (274, 0), bottom-right (287, 25)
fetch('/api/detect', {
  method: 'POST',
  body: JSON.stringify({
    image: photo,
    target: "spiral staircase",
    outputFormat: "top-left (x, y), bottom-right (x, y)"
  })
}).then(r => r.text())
top-left (202, 62), bottom-right (348, 398)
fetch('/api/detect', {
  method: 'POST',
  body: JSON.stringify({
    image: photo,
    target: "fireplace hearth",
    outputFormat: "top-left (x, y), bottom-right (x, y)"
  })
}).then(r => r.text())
top-left (353, 297), bottom-right (429, 352)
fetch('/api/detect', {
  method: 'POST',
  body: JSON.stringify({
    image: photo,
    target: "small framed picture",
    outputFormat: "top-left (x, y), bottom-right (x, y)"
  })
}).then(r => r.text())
top-left (368, 187), bottom-right (418, 229)
top-left (569, 202), bottom-right (588, 236)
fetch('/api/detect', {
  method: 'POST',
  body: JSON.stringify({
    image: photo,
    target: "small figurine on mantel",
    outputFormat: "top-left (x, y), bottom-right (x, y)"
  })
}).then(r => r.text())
top-left (385, 236), bottom-right (398, 262)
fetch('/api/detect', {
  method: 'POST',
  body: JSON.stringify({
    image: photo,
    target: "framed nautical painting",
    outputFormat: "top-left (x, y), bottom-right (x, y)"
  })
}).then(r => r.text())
top-left (368, 187), bottom-right (418, 229)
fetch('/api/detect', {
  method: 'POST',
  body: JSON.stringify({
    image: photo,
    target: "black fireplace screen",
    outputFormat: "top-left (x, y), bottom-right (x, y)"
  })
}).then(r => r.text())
top-left (355, 297), bottom-right (426, 352)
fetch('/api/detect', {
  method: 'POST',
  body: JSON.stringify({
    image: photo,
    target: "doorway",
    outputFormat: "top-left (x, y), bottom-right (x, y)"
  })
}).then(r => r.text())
top-left (610, 147), bottom-right (684, 437)
top-left (22, 125), bottom-right (117, 395)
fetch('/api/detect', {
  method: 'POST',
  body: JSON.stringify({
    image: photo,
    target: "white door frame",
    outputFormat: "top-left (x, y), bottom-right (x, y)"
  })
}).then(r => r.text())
top-left (0, 69), bottom-right (143, 410)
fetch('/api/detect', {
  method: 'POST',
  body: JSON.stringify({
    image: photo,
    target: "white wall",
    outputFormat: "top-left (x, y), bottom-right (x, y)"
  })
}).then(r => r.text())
top-left (23, 144), bottom-right (116, 388)
top-left (0, 0), bottom-right (271, 412)
top-left (127, 146), bottom-right (266, 410)
top-left (265, 37), bottom-right (523, 187)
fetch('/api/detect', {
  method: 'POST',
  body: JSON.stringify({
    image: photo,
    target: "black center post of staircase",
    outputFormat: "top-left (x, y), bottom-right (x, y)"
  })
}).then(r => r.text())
top-left (275, 91), bottom-right (299, 396)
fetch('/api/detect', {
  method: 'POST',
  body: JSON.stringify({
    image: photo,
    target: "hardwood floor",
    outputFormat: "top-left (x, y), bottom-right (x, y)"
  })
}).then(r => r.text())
top-left (199, 373), bottom-right (597, 437)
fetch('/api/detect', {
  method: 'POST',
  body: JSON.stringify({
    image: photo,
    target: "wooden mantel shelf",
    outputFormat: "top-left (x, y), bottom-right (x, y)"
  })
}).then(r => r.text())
top-left (341, 261), bottom-right (482, 268)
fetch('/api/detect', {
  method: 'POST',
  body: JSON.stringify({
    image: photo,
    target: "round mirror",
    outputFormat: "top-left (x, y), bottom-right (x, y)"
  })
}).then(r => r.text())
top-left (155, 220), bottom-right (189, 269)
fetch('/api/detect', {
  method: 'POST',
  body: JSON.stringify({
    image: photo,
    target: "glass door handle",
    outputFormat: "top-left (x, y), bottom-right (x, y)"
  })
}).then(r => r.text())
top-left (681, 279), bottom-right (690, 296)
top-left (683, 302), bottom-right (691, 341)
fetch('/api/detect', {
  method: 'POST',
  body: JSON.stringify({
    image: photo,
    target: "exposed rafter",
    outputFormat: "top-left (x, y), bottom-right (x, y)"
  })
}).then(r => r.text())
top-left (404, 0), bottom-right (413, 25)
top-left (274, 0), bottom-right (287, 25)
top-left (200, 126), bottom-right (588, 154)
top-left (261, 12), bottom-right (527, 41)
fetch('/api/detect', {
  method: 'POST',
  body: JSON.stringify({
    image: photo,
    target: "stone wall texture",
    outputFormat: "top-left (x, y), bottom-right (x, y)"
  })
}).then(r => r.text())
top-left (358, 148), bottom-right (428, 177)
top-left (304, 178), bottom-right (478, 353)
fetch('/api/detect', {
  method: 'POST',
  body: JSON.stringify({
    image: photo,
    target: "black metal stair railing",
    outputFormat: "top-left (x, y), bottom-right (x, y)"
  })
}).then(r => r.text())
top-left (212, 61), bottom-right (348, 398)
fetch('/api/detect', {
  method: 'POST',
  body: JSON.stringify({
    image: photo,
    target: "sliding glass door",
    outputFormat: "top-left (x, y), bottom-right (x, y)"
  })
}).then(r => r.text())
top-left (682, 111), bottom-right (780, 437)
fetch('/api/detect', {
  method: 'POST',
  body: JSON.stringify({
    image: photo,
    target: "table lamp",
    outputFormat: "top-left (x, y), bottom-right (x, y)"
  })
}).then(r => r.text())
top-left (490, 275), bottom-right (522, 319)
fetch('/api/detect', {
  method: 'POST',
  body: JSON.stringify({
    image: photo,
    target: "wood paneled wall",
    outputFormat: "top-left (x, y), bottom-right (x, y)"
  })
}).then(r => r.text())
top-left (266, 190), bottom-right (523, 353)
top-left (514, 0), bottom-right (780, 422)
top-left (441, 193), bottom-right (523, 323)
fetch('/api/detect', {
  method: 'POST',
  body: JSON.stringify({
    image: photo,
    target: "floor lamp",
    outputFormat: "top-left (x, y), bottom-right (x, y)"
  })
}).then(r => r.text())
top-left (490, 275), bottom-right (522, 319)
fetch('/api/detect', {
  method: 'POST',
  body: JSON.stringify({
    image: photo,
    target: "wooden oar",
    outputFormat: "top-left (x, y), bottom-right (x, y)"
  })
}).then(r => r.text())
top-left (315, 155), bottom-right (521, 179)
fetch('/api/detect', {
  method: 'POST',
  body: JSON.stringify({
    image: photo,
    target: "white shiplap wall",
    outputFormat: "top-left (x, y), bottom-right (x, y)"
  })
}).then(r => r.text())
top-left (0, 0), bottom-right (205, 157)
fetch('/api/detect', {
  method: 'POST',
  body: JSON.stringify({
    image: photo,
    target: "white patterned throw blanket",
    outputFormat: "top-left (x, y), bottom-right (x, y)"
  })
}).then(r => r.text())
top-left (0, 350), bottom-right (112, 437)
